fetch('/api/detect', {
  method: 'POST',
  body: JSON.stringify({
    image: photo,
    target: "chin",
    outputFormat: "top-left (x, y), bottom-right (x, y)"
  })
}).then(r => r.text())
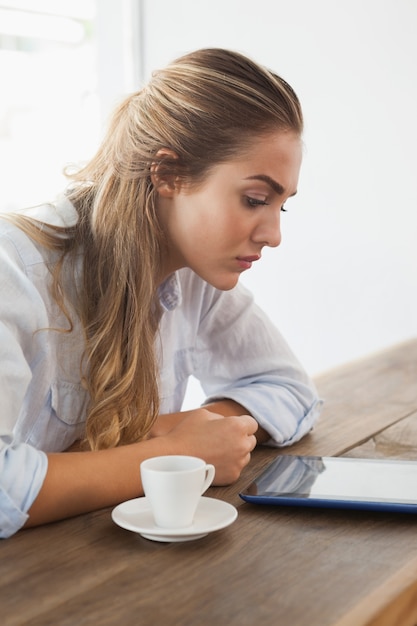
top-left (209, 275), bottom-right (240, 291)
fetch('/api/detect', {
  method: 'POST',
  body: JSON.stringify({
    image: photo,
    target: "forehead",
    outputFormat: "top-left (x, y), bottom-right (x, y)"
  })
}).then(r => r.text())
top-left (182, 130), bottom-right (302, 194)
top-left (211, 130), bottom-right (303, 192)
top-left (237, 130), bottom-right (302, 165)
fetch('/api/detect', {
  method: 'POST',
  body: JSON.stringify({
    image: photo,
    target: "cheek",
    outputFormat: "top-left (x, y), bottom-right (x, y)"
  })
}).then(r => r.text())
top-left (174, 191), bottom-right (241, 249)
top-left (179, 201), bottom-right (219, 237)
top-left (170, 206), bottom-right (214, 252)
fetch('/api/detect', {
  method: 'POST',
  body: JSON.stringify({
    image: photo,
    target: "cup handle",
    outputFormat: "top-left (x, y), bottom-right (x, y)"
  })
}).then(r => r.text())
top-left (201, 464), bottom-right (215, 494)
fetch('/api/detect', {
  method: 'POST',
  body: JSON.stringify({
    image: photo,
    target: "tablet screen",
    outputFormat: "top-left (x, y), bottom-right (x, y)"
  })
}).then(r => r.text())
top-left (240, 455), bottom-right (417, 511)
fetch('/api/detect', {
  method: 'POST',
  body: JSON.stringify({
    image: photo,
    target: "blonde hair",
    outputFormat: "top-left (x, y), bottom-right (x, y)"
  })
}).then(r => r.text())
top-left (8, 48), bottom-right (303, 450)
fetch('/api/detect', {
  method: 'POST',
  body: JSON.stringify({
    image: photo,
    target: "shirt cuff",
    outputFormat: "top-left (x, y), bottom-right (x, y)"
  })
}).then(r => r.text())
top-left (204, 389), bottom-right (323, 447)
top-left (0, 442), bottom-right (48, 539)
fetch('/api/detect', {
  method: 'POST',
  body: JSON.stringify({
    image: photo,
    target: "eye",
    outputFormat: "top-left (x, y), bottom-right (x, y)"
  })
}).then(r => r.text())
top-left (245, 196), bottom-right (269, 208)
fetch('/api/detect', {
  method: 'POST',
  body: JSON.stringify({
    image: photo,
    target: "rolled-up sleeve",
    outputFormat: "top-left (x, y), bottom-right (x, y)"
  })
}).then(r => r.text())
top-left (0, 440), bottom-right (47, 538)
top-left (193, 280), bottom-right (323, 446)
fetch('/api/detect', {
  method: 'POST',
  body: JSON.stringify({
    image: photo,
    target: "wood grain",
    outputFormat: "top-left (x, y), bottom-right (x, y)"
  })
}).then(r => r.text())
top-left (333, 555), bottom-right (417, 626)
top-left (343, 410), bottom-right (417, 460)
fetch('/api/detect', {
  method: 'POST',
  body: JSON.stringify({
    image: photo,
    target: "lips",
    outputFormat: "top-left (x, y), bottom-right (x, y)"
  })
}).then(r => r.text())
top-left (237, 255), bottom-right (261, 263)
top-left (236, 255), bottom-right (261, 270)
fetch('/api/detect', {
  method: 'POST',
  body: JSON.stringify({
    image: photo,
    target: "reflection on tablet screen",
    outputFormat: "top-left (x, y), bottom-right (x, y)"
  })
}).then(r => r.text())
top-left (243, 455), bottom-right (417, 505)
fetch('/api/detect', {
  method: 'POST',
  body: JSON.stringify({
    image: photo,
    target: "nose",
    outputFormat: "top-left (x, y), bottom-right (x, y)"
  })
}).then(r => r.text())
top-left (252, 209), bottom-right (282, 248)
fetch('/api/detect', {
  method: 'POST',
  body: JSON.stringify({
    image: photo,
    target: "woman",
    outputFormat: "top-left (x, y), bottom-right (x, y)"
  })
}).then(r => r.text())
top-left (0, 48), bottom-right (322, 538)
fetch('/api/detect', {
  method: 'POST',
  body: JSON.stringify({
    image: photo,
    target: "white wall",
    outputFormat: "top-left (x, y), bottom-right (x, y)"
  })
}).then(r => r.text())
top-left (141, 0), bottom-right (417, 377)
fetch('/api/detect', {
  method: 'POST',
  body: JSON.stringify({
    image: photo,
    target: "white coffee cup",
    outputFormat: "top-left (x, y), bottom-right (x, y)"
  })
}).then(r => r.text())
top-left (140, 455), bottom-right (215, 528)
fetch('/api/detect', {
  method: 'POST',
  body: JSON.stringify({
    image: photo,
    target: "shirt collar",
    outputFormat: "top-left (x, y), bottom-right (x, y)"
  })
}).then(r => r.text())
top-left (157, 272), bottom-right (182, 311)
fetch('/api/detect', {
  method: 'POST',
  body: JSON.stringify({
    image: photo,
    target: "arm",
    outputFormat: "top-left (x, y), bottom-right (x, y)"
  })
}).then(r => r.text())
top-left (150, 399), bottom-right (270, 444)
top-left (25, 408), bottom-right (258, 528)
top-left (204, 400), bottom-right (270, 444)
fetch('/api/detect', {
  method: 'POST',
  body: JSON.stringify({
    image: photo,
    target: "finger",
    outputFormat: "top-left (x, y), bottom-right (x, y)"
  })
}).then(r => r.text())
top-left (241, 415), bottom-right (259, 434)
top-left (243, 450), bottom-right (252, 468)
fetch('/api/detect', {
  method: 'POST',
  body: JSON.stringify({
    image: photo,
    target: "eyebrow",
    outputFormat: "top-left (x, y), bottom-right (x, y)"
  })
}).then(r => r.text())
top-left (244, 175), bottom-right (297, 197)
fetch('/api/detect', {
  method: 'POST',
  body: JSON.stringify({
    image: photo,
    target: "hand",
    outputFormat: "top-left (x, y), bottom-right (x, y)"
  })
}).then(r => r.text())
top-left (162, 407), bottom-right (258, 485)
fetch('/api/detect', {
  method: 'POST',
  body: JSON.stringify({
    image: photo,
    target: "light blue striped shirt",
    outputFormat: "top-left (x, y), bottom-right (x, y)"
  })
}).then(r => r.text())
top-left (0, 198), bottom-right (322, 538)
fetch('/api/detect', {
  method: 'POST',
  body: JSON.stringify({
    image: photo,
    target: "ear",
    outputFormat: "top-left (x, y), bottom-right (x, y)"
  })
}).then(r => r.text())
top-left (151, 148), bottom-right (180, 198)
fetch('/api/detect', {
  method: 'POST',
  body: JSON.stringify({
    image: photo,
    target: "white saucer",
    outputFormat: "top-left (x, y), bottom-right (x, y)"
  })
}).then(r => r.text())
top-left (111, 496), bottom-right (237, 542)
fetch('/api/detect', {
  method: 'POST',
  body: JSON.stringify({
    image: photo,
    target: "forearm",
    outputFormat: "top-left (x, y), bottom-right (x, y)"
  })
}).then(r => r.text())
top-left (25, 406), bottom-right (259, 530)
top-left (25, 436), bottom-right (175, 528)
top-left (204, 399), bottom-right (270, 444)
top-left (152, 399), bottom-right (269, 443)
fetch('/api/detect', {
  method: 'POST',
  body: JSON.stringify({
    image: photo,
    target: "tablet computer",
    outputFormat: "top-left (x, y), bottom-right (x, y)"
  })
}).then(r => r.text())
top-left (239, 455), bottom-right (417, 513)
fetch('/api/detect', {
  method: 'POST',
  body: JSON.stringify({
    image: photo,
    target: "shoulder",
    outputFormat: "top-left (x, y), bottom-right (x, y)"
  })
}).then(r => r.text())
top-left (22, 195), bottom-right (78, 228)
top-left (0, 216), bottom-right (36, 269)
top-left (0, 196), bottom-right (77, 268)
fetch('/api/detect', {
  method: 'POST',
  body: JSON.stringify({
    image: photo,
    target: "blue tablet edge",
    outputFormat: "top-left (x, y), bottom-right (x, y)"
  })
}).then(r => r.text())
top-left (239, 492), bottom-right (417, 513)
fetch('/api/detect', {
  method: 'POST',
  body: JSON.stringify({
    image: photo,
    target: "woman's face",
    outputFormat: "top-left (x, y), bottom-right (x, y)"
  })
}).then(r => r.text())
top-left (156, 130), bottom-right (302, 290)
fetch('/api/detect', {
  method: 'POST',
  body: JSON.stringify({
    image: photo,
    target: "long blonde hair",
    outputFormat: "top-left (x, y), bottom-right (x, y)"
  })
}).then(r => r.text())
top-left (8, 48), bottom-right (303, 450)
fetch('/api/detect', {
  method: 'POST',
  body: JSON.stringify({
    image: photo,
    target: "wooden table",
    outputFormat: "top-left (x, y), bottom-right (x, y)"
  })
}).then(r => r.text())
top-left (2, 339), bottom-right (417, 626)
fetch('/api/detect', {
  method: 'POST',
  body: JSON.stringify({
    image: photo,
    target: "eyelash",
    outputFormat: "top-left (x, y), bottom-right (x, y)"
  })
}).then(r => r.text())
top-left (245, 197), bottom-right (287, 212)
